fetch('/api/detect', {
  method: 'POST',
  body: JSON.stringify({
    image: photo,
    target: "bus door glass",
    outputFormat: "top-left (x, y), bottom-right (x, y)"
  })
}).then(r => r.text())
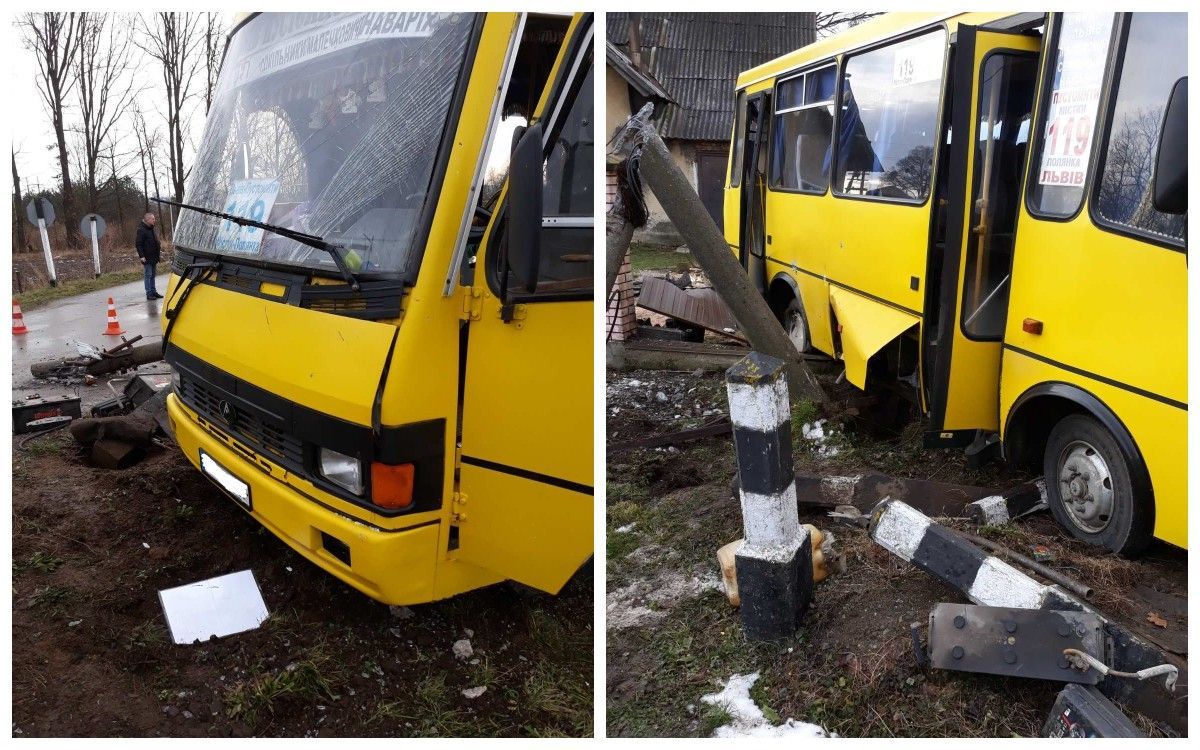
top-left (927, 27), bottom-right (1039, 435)
top-left (739, 92), bottom-right (769, 291)
top-left (456, 19), bottom-right (593, 594)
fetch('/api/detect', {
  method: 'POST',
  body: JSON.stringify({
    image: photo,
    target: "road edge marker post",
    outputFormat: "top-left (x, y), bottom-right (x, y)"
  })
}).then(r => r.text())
top-left (89, 216), bottom-right (101, 278)
top-left (726, 351), bottom-right (813, 640)
top-left (37, 216), bottom-right (57, 288)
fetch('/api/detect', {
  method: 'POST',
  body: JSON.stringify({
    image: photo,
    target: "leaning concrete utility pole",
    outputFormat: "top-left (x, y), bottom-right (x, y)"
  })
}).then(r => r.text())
top-left (726, 352), bottom-right (814, 640)
top-left (615, 105), bottom-right (826, 403)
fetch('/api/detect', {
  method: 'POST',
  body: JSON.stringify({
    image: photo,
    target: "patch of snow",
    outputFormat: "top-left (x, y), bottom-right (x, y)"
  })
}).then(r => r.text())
top-left (615, 523), bottom-right (636, 533)
top-left (452, 639), bottom-right (473, 660)
top-left (462, 686), bottom-right (487, 699)
top-left (701, 672), bottom-right (832, 738)
top-left (606, 568), bottom-right (722, 630)
top-left (801, 419), bottom-right (841, 457)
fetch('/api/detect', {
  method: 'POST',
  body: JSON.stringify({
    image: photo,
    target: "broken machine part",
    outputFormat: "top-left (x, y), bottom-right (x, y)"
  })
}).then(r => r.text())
top-left (927, 603), bottom-right (1105, 684)
top-left (1042, 683), bottom-right (1145, 738)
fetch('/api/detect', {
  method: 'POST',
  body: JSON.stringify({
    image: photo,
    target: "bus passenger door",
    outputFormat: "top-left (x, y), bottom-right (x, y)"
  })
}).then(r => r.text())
top-left (456, 18), bottom-right (593, 594)
top-left (739, 93), bottom-right (770, 293)
top-left (925, 27), bottom-right (1039, 439)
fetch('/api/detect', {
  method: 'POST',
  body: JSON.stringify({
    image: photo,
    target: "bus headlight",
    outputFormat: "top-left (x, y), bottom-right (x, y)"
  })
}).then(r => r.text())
top-left (319, 448), bottom-right (364, 495)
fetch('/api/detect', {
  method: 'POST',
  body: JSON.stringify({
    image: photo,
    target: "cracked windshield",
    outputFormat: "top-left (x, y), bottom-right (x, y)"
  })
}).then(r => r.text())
top-left (174, 12), bottom-right (475, 278)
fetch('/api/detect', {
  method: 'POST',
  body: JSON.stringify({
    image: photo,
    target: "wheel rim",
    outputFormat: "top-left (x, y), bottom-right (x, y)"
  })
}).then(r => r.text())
top-left (1056, 440), bottom-right (1115, 533)
top-left (786, 310), bottom-right (808, 352)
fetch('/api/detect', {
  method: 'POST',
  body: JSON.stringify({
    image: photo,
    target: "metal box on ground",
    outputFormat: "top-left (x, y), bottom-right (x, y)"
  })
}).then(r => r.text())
top-left (12, 394), bottom-right (82, 434)
top-left (1042, 683), bottom-right (1144, 737)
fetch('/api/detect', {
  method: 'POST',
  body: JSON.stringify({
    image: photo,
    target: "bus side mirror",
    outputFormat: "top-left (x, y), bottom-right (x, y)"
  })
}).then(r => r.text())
top-left (1153, 77), bottom-right (1187, 216)
top-left (506, 121), bottom-right (543, 295)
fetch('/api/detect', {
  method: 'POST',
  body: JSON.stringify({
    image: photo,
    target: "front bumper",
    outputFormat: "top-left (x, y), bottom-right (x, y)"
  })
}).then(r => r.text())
top-left (168, 393), bottom-right (440, 605)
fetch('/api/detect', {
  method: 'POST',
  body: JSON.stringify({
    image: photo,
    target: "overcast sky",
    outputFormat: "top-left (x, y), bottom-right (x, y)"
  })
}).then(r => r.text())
top-left (9, 12), bottom-right (237, 192)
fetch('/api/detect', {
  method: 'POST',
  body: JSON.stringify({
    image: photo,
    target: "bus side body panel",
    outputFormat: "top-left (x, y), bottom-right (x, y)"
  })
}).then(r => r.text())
top-left (999, 351), bottom-right (1186, 549)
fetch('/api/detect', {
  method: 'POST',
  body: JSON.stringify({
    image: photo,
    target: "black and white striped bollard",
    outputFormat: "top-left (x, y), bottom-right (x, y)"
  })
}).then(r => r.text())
top-left (726, 352), bottom-right (813, 640)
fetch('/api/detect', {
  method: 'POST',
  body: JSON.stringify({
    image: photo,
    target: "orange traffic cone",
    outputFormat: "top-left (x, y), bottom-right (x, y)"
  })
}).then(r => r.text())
top-left (103, 297), bottom-right (125, 335)
top-left (12, 298), bottom-right (29, 335)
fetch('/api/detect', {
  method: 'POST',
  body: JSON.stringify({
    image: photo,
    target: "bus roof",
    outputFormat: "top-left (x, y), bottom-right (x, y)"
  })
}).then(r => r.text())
top-left (735, 11), bottom-right (1025, 90)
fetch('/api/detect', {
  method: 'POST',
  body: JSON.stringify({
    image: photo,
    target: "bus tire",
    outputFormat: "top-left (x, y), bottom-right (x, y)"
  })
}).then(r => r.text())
top-left (783, 298), bottom-right (812, 354)
top-left (1043, 413), bottom-right (1152, 556)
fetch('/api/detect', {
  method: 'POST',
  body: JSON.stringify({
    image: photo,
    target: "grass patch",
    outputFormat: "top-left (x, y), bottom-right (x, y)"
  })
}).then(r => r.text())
top-left (17, 269), bottom-right (145, 310)
top-left (126, 618), bottom-right (167, 651)
top-left (14, 551), bottom-right (65, 574)
top-left (225, 646), bottom-right (340, 726)
top-left (20, 432), bottom-right (72, 457)
top-left (369, 673), bottom-right (476, 736)
top-left (629, 242), bottom-right (693, 273)
top-left (29, 584), bottom-right (79, 613)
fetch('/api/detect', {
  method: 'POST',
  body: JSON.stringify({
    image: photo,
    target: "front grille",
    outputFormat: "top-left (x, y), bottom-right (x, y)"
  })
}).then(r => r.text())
top-left (178, 375), bottom-right (305, 471)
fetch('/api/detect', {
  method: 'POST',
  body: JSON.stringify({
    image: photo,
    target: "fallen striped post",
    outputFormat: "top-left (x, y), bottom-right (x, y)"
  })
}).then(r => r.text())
top-left (868, 498), bottom-right (1185, 734)
top-left (725, 352), bottom-right (812, 641)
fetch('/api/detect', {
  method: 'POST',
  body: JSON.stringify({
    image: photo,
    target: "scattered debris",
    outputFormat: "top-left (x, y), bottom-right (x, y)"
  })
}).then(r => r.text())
top-left (461, 686), bottom-right (487, 699)
top-left (700, 672), bottom-right (831, 738)
top-left (1043, 684), bottom-right (1145, 738)
top-left (1146, 612), bottom-right (1168, 629)
top-left (158, 569), bottom-right (270, 645)
top-left (452, 639), bottom-right (474, 660)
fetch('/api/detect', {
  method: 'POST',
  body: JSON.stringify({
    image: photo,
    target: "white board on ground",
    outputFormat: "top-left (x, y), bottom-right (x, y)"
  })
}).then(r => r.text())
top-left (158, 569), bottom-right (270, 645)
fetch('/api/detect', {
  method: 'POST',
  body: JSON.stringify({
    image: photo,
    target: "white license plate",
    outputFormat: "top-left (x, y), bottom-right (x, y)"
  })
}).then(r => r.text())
top-left (200, 451), bottom-right (251, 509)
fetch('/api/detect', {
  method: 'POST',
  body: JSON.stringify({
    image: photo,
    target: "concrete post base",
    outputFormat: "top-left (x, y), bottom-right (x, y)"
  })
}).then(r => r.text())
top-left (735, 531), bottom-right (813, 641)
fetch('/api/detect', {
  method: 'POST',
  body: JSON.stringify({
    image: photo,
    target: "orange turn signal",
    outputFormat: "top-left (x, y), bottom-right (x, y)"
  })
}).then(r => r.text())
top-left (371, 462), bottom-right (415, 510)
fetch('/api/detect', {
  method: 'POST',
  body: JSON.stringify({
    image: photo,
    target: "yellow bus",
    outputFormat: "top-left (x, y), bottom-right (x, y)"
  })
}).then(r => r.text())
top-left (725, 12), bottom-right (1185, 554)
top-left (160, 12), bottom-right (594, 604)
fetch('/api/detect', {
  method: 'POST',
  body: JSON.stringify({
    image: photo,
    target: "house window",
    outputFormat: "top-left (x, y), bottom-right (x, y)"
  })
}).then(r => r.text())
top-left (770, 64), bottom-right (836, 193)
top-left (834, 29), bottom-right (946, 202)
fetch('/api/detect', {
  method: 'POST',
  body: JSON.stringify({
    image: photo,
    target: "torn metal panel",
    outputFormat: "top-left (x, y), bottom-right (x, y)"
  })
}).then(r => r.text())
top-left (637, 276), bottom-right (747, 343)
top-left (927, 603), bottom-right (1104, 684)
top-left (827, 286), bottom-right (919, 389)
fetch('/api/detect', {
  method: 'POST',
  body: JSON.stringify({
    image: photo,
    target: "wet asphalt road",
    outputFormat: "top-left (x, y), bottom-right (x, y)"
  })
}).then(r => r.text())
top-left (12, 274), bottom-right (169, 410)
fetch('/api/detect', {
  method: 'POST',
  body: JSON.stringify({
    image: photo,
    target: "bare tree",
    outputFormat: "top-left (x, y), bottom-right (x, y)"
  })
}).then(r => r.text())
top-left (815, 12), bottom-right (883, 37)
top-left (18, 12), bottom-right (84, 245)
top-left (202, 13), bottom-right (226, 113)
top-left (74, 13), bottom-right (137, 214)
top-left (133, 105), bottom-right (167, 230)
top-left (137, 12), bottom-right (203, 204)
top-left (12, 149), bottom-right (29, 253)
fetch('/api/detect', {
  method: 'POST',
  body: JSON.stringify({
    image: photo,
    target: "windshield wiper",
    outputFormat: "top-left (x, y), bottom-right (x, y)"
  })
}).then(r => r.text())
top-left (152, 197), bottom-right (361, 291)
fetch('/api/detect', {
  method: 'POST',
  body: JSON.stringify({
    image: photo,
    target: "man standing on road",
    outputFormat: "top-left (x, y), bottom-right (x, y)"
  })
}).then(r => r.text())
top-left (136, 212), bottom-right (164, 300)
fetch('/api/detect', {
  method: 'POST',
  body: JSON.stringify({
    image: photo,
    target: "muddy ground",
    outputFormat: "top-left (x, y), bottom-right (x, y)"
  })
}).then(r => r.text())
top-left (14, 244), bottom-right (174, 293)
top-left (12, 433), bottom-right (592, 738)
top-left (605, 363), bottom-right (1186, 738)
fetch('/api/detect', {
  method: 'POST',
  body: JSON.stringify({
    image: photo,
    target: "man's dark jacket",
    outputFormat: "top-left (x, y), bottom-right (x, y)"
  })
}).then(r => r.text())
top-left (136, 221), bottom-right (161, 264)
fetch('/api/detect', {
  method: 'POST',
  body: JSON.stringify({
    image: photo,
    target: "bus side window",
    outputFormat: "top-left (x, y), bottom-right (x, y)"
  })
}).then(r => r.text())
top-left (1093, 13), bottom-right (1187, 245)
top-left (537, 50), bottom-right (594, 291)
top-left (770, 65), bottom-right (836, 193)
top-left (833, 29), bottom-right (946, 201)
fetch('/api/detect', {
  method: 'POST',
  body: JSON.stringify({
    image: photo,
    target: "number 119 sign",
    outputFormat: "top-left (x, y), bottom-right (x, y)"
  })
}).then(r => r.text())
top-left (1037, 85), bottom-right (1101, 187)
top-left (214, 179), bottom-right (281, 253)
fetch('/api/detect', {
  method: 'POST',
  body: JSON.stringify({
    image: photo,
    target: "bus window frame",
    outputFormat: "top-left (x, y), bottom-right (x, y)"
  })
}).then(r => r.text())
top-left (484, 17), bottom-right (594, 305)
top-left (1022, 12), bottom-right (1120, 225)
top-left (829, 24), bottom-right (951, 209)
top-left (1086, 13), bottom-right (1188, 253)
top-left (730, 89), bottom-right (747, 188)
top-left (767, 61), bottom-right (839, 196)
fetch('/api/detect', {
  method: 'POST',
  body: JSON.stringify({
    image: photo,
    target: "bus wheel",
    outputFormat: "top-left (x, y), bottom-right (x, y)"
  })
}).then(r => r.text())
top-left (1043, 414), bottom-right (1151, 556)
top-left (784, 298), bottom-right (812, 353)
